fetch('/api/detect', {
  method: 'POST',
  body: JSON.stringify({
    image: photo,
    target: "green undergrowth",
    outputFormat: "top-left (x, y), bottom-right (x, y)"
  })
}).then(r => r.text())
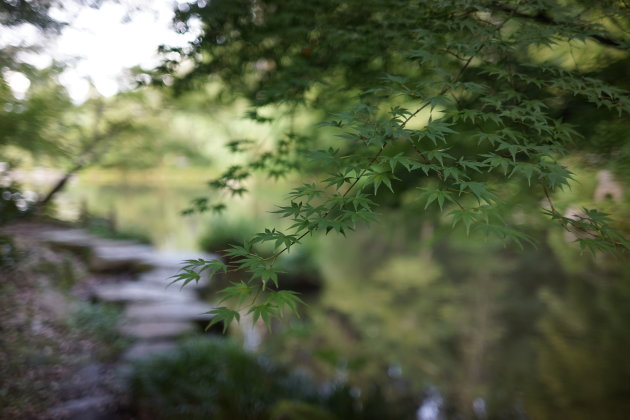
top-left (68, 302), bottom-right (129, 361)
top-left (130, 337), bottom-right (414, 420)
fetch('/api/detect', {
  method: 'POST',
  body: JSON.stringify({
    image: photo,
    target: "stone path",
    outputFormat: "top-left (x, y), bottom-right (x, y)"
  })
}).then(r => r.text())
top-left (2, 223), bottom-right (220, 419)
top-left (38, 228), bottom-right (217, 362)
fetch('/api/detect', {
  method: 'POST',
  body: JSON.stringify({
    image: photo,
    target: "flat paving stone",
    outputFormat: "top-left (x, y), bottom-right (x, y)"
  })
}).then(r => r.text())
top-left (89, 237), bottom-right (142, 247)
top-left (40, 229), bottom-right (95, 252)
top-left (91, 282), bottom-right (196, 303)
top-left (125, 301), bottom-right (213, 322)
top-left (90, 244), bottom-right (156, 272)
top-left (40, 229), bottom-right (94, 243)
top-left (46, 395), bottom-right (115, 420)
top-left (122, 341), bottom-right (178, 361)
top-left (119, 321), bottom-right (196, 340)
top-left (137, 267), bottom-right (178, 283)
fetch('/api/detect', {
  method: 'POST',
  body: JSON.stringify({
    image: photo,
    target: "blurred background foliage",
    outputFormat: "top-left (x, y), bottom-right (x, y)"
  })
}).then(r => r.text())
top-left (1, 0), bottom-right (630, 419)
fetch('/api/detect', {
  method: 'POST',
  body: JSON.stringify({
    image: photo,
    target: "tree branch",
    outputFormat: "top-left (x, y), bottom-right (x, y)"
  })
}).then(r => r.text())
top-left (490, 2), bottom-right (628, 50)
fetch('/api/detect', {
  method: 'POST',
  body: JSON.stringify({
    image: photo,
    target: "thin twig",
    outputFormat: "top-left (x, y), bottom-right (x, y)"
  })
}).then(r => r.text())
top-left (542, 183), bottom-right (557, 215)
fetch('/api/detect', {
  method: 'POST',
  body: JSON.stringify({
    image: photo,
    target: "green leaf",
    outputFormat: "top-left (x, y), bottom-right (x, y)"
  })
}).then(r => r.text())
top-left (475, 223), bottom-right (536, 250)
top-left (268, 290), bottom-right (306, 317)
top-left (249, 303), bottom-right (278, 328)
top-left (424, 149), bottom-right (454, 167)
top-left (457, 181), bottom-right (498, 204)
top-left (217, 281), bottom-right (254, 306)
top-left (450, 208), bottom-right (477, 234)
top-left (369, 170), bottom-right (397, 195)
top-left (168, 268), bottom-right (200, 290)
top-left (418, 187), bottom-right (455, 211)
top-left (204, 307), bottom-right (241, 333)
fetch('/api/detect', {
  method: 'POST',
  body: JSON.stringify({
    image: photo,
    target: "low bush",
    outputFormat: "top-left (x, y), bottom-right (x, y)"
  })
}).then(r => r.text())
top-left (68, 302), bottom-right (129, 360)
top-left (130, 337), bottom-right (320, 419)
top-left (129, 337), bottom-right (411, 419)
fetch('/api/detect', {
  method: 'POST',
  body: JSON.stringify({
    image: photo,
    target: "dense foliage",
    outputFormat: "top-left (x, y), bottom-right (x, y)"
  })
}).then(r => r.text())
top-left (165, 0), bottom-right (630, 326)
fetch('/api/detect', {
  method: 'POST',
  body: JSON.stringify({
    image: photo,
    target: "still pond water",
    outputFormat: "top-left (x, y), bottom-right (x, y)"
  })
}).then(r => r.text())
top-left (47, 169), bottom-right (279, 251)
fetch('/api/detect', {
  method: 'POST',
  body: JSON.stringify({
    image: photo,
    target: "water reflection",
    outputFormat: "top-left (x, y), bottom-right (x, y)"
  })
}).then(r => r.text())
top-left (472, 397), bottom-right (486, 419)
top-left (417, 387), bottom-right (443, 420)
top-left (29, 169), bottom-right (279, 251)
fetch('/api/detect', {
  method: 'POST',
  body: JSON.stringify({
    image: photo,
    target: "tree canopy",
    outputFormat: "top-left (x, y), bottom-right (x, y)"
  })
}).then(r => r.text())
top-left (162, 0), bottom-right (630, 326)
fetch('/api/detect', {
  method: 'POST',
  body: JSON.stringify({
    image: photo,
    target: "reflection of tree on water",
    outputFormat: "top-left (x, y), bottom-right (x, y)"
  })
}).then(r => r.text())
top-left (532, 267), bottom-right (630, 420)
top-left (281, 207), bottom-right (629, 418)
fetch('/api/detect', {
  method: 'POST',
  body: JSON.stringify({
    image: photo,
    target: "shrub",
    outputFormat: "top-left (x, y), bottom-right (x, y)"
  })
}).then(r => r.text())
top-left (130, 337), bottom-right (320, 419)
top-left (68, 302), bottom-right (128, 360)
top-left (130, 337), bottom-right (412, 419)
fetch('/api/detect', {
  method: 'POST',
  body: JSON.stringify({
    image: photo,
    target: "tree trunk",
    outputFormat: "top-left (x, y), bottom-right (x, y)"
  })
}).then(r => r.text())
top-left (38, 163), bottom-right (83, 208)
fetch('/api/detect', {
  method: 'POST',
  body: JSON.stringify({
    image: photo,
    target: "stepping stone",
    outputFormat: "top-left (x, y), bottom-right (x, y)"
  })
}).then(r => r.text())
top-left (91, 282), bottom-right (196, 303)
top-left (40, 229), bottom-right (95, 253)
top-left (90, 243), bottom-right (155, 272)
top-left (122, 341), bottom-right (178, 361)
top-left (90, 238), bottom-right (141, 248)
top-left (119, 321), bottom-right (196, 340)
top-left (40, 229), bottom-right (94, 244)
top-left (46, 395), bottom-right (115, 420)
top-left (125, 301), bottom-right (213, 322)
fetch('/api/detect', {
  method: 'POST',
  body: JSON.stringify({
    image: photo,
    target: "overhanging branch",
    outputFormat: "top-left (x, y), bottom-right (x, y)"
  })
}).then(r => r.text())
top-left (491, 2), bottom-right (628, 50)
